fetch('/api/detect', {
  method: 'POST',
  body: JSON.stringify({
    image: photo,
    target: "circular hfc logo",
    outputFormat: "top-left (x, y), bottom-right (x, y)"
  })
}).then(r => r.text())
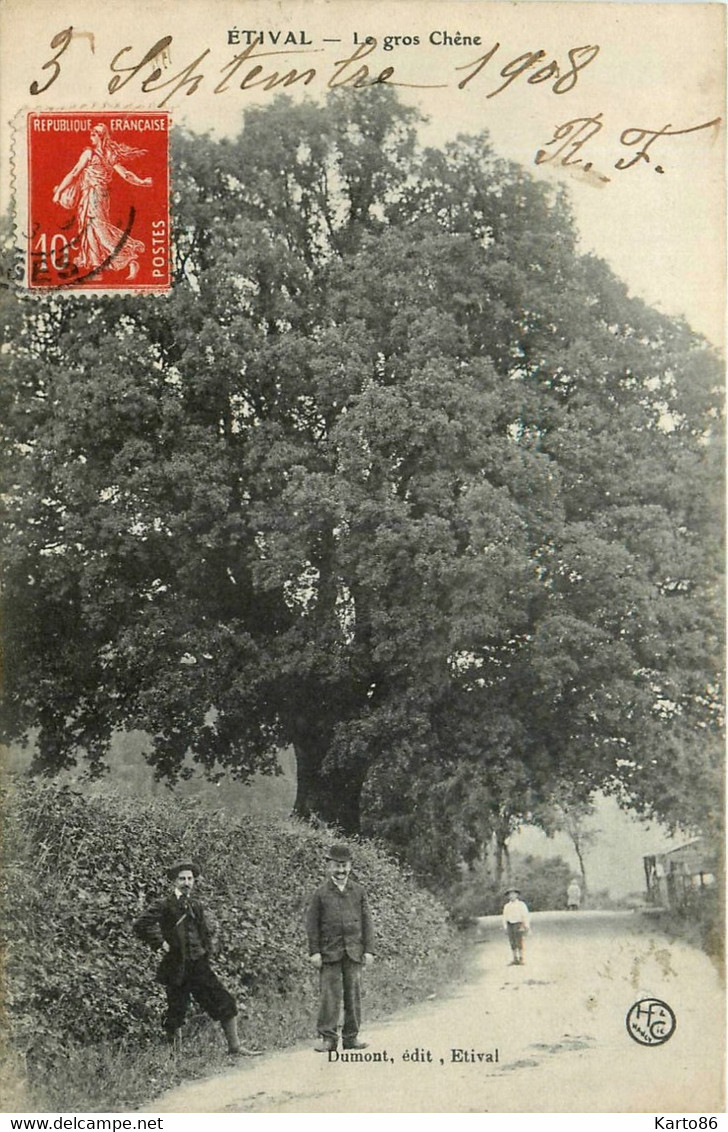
top-left (626, 998), bottom-right (677, 1046)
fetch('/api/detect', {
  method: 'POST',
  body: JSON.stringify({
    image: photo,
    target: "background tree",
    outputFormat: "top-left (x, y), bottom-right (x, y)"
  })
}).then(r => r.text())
top-left (533, 783), bottom-right (599, 892)
top-left (1, 90), bottom-right (723, 872)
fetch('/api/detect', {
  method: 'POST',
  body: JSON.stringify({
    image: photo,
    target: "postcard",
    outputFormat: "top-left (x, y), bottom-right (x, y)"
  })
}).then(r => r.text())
top-left (0, 0), bottom-right (724, 1117)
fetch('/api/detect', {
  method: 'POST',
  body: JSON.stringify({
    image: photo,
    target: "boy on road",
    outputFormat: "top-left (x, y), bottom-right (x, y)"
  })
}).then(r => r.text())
top-left (502, 887), bottom-right (530, 966)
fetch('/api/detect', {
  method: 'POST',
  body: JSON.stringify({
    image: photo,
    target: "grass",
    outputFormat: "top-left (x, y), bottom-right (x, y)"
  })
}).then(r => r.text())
top-left (639, 903), bottom-right (725, 981)
top-left (13, 944), bottom-right (468, 1112)
top-left (1, 1043), bottom-right (31, 1112)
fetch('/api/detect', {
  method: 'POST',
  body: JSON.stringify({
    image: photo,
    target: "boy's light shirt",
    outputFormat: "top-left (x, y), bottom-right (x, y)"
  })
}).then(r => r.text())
top-left (503, 899), bottom-right (530, 926)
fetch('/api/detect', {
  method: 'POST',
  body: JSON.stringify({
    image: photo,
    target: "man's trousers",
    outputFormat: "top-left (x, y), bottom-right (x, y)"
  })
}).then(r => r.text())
top-left (163, 956), bottom-right (237, 1036)
top-left (317, 955), bottom-right (362, 1047)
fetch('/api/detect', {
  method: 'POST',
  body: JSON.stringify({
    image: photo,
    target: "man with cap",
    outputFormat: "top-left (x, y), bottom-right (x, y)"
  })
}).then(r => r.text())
top-left (502, 886), bottom-right (530, 965)
top-left (133, 860), bottom-right (257, 1056)
top-left (305, 844), bottom-right (375, 1053)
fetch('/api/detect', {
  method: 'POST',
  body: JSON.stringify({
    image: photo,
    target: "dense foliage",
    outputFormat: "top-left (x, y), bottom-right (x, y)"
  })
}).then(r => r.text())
top-left (1, 88), bottom-right (723, 875)
top-left (2, 778), bottom-right (455, 1060)
top-left (448, 854), bottom-right (575, 920)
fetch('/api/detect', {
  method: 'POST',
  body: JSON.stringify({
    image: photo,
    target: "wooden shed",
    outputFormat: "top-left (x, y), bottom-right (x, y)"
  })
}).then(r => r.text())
top-left (643, 837), bottom-right (718, 910)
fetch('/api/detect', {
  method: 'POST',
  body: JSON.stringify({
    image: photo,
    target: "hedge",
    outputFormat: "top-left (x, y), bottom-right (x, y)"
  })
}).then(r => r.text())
top-left (2, 778), bottom-right (456, 1063)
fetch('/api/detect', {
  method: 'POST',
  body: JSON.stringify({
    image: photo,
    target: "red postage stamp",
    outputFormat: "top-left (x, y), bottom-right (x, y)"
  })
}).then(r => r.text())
top-left (24, 110), bottom-right (170, 292)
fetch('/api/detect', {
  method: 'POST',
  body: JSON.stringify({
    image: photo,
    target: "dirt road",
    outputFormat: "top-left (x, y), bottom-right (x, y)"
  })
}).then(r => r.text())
top-left (149, 911), bottom-right (724, 1113)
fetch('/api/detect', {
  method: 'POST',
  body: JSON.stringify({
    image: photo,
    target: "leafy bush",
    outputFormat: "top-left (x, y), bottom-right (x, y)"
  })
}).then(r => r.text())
top-left (517, 854), bottom-right (575, 912)
top-left (654, 887), bottom-right (724, 974)
top-left (446, 853), bottom-right (576, 920)
top-left (2, 777), bottom-right (456, 1081)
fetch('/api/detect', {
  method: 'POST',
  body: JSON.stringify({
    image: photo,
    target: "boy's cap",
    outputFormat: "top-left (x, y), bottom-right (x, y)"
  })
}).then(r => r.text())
top-left (326, 844), bottom-right (353, 863)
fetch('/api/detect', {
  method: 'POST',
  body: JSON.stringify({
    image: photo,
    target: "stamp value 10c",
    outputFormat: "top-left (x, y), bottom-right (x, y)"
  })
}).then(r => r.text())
top-left (25, 110), bottom-right (170, 292)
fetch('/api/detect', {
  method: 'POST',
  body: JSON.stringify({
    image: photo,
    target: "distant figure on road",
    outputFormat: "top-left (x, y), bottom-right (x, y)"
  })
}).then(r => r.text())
top-left (133, 860), bottom-right (259, 1057)
top-left (306, 844), bottom-right (375, 1053)
top-left (567, 879), bottom-right (582, 911)
top-left (502, 887), bottom-right (530, 965)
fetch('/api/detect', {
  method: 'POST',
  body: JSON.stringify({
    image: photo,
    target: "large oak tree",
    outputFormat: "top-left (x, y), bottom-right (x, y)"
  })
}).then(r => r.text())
top-left (2, 91), bottom-right (722, 862)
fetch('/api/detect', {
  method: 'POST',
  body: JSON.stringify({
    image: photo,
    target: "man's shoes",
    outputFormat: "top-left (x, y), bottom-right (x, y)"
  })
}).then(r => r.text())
top-left (343, 1040), bottom-right (368, 1050)
top-left (229, 1046), bottom-right (263, 1057)
top-left (314, 1041), bottom-right (337, 1053)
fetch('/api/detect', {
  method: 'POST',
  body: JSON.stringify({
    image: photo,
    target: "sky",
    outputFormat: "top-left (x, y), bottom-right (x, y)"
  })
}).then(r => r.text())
top-left (512, 793), bottom-right (681, 899)
top-left (1, 0), bottom-right (725, 346)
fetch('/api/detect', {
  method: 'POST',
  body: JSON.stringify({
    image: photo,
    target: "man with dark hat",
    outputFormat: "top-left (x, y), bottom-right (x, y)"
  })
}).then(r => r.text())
top-left (133, 860), bottom-right (258, 1056)
top-left (502, 886), bottom-right (530, 965)
top-left (305, 843), bottom-right (375, 1053)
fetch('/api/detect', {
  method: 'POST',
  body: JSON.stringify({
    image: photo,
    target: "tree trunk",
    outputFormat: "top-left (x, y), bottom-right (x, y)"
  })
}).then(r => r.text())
top-left (503, 842), bottom-right (512, 885)
top-left (292, 734), bottom-right (366, 834)
top-left (492, 820), bottom-right (512, 890)
top-left (573, 838), bottom-right (588, 893)
top-left (564, 813), bottom-right (590, 893)
top-left (493, 833), bottom-right (509, 889)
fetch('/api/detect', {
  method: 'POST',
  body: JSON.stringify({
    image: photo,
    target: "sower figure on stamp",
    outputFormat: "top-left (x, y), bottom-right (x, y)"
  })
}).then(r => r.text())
top-left (306, 844), bottom-right (375, 1053)
top-left (502, 887), bottom-right (530, 966)
top-left (133, 861), bottom-right (259, 1057)
top-left (52, 123), bottom-right (152, 281)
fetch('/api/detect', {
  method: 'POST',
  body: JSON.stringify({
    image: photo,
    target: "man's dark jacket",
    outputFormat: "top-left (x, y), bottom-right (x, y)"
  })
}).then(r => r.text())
top-left (305, 877), bottom-right (375, 963)
top-left (133, 893), bottom-right (217, 988)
